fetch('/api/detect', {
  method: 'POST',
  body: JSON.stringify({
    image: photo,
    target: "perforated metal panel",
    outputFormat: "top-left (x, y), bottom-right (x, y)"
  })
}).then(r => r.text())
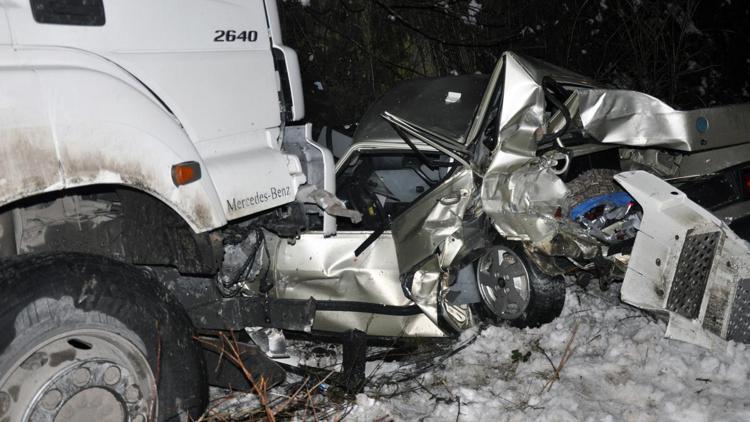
top-left (728, 279), bottom-right (750, 343)
top-left (666, 231), bottom-right (720, 319)
top-left (703, 288), bottom-right (729, 336)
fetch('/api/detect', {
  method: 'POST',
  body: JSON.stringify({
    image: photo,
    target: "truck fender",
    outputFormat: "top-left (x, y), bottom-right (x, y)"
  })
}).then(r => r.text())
top-left (0, 48), bottom-right (226, 232)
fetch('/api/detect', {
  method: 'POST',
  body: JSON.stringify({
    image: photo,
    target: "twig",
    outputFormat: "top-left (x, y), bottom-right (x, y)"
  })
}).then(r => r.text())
top-left (272, 376), bottom-right (309, 415)
top-left (150, 320), bottom-right (162, 422)
top-left (213, 332), bottom-right (276, 421)
top-left (305, 384), bottom-right (319, 422)
top-left (539, 348), bottom-right (556, 372)
top-left (541, 321), bottom-right (580, 394)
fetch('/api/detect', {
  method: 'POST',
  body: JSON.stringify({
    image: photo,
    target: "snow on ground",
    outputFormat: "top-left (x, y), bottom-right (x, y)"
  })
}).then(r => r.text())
top-left (350, 285), bottom-right (750, 422)
top-left (206, 284), bottom-right (750, 421)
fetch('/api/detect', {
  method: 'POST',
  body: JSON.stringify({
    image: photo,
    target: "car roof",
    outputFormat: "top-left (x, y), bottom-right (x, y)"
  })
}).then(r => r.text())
top-left (352, 74), bottom-right (490, 145)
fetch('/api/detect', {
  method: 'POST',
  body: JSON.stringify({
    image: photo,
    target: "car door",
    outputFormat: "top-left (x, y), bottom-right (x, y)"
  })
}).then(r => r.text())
top-left (271, 143), bottom-right (453, 337)
top-left (385, 57), bottom-right (507, 279)
top-left (389, 168), bottom-right (475, 275)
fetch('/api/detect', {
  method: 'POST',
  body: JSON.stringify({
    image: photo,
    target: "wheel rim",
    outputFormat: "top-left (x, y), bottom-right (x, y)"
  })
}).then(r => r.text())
top-left (476, 246), bottom-right (531, 319)
top-left (0, 330), bottom-right (156, 422)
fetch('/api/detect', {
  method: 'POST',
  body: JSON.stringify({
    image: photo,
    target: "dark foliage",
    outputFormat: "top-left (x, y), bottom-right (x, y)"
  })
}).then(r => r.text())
top-left (278, 0), bottom-right (750, 132)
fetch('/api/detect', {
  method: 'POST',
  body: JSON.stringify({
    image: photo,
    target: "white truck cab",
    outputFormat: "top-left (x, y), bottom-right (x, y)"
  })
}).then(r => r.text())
top-left (0, 2), bottom-right (345, 420)
top-left (0, 0), bottom-right (309, 234)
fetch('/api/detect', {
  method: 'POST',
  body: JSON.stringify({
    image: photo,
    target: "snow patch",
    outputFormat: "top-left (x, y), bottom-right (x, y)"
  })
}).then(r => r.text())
top-left (349, 285), bottom-right (750, 421)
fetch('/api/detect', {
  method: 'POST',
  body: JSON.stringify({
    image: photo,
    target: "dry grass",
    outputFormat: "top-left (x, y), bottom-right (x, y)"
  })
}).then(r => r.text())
top-left (540, 321), bottom-right (580, 394)
top-left (196, 333), bottom-right (353, 421)
top-left (193, 320), bottom-right (584, 420)
top-left (196, 332), bottom-right (274, 421)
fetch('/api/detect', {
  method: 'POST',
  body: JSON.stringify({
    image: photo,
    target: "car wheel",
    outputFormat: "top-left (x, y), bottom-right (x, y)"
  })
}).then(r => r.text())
top-left (0, 253), bottom-right (207, 422)
top-left (476, 244), bottom-right (565, 328)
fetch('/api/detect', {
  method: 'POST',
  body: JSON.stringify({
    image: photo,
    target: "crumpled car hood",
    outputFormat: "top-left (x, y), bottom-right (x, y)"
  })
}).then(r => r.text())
top-left (480, 51), bottom-right (750, 244)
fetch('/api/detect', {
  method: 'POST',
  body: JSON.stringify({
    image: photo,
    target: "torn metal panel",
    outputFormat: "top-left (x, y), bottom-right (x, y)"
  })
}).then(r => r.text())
top-left (475, 52), bottom-right (599, 173)
top-left (271, 231), bottom-right (445, 337)
top-left (476, 52), bottom-right (750, 175)
top-left (284, 124), bottom-right (343, 235)
top-left (389, 167), bottom-right (481, 332)
top-left (481, 160), bottom-right (568, 243)
top-left (402, 254), bottom-right (476, 333)
top-left (402, 255), bottom-right (442, 327)
top-left (296, 185), bottom-right (362, 226)
top-left (577, 89), bottom-right (750, 152)
top-left (620, 148), bottom-right (683, 177)
top-left (445, 264), bottom-right (481, 305)
top-left (508, 52), bottom-right (600, 88)
top-left (390, 168), bottom-right (475, 273)
top-left (617, 170), bottom-right (750, 349)
top-left (493, 54), bottom-right (545, 158)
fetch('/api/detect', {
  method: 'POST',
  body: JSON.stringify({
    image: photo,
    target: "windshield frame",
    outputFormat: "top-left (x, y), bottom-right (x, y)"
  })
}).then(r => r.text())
top-left (464, 56), bottom-right (506, 148)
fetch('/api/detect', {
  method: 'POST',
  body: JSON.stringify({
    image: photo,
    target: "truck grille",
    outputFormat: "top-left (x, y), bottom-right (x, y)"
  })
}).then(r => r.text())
top-left (702, 287), bottom-right (729, 336)
top-left (728, 279), bottom-right (750, 343)
top-left (666, 231), bottom-right (721, 319)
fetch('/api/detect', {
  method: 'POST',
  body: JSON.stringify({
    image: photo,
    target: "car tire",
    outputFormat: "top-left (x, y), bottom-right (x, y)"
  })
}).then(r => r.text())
top-left (476, 244), bottom-right (565, 328)
top-left (0, 253), bottom-right (207, 422)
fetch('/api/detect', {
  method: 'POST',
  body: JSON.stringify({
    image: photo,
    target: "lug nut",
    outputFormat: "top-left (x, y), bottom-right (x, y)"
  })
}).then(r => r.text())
top-left (20, 352), bottom-right (48, 370)
top-left (125, 385), bottom-right (141, 403)
top-left (103, 366), bottom-right (121, 385)
top-left (0, 391), bottom-right (10, 416)
top-left (40, 389), bottom-right (62, 410)
top-left (132, 414), bottom-right (146, 422)
top-left (72, 367), bottom-right (91, 387)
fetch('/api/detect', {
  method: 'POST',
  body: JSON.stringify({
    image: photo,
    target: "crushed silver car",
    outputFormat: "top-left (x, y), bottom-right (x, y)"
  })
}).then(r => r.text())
top-left (250, 52), bottom-right (750, 350)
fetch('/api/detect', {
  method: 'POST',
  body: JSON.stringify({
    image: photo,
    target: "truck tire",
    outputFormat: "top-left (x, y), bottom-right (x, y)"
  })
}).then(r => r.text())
top-left (562, 168), bottom-right (620, 219)
top-left (0, 253), bottom-right (207, 422)
top-left (476, 244), bottom-right (565, 328)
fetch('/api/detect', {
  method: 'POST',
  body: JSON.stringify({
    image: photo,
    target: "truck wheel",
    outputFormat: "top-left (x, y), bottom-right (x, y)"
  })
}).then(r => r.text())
top-left (476, 244), bottom-right (565, 328)
top-left (0, 253), bottom-right (207, 422)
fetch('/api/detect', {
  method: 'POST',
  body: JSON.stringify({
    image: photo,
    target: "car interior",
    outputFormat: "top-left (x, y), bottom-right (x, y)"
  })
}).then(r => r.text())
top-left (336, 151), bottom-right (455, 231)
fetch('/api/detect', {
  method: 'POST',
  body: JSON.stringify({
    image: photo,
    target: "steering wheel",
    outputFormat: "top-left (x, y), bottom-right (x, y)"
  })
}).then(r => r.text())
top-left (341, 179), bottom-right (387, 230)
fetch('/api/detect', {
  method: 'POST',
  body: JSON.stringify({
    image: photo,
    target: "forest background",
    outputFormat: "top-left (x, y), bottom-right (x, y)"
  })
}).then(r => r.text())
top-left (278, 0), bottom-right (750, 136)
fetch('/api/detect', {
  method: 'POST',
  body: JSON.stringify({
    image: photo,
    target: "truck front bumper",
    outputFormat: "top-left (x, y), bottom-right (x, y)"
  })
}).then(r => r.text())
top-left (617, 170), bottom-right (750, 349)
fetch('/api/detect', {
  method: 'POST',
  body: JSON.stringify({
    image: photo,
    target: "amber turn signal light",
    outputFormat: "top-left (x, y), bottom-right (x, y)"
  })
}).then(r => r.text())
top-left (171, 161), bottom-right (201, 186)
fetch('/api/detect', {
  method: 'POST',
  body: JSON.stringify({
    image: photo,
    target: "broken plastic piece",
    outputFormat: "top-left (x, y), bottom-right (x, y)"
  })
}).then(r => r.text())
top-left (296, 185), bottom-right (362, 223)
top-left (617, 170), bottom-right (750, 349)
